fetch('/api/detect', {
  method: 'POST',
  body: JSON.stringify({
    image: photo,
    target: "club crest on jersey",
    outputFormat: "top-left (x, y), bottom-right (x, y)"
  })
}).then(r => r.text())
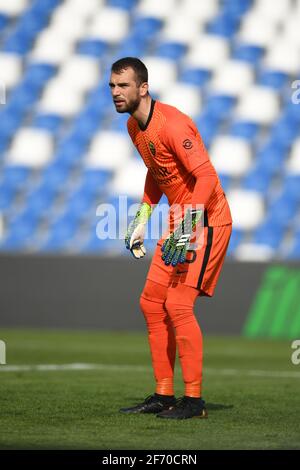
top-left (149, 141), bottom-right (156, 156)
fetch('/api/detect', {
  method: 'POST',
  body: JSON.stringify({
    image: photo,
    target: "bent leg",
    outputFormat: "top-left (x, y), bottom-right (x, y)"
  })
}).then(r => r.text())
top-left (140, 279), bottom-right (176, 396)
top-left (165, 284), bottom-right (203, 398)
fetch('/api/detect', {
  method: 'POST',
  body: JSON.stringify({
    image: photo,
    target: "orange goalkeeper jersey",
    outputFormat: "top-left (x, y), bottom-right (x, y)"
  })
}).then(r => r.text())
top-left (127, 99), bottom-right (232, 226)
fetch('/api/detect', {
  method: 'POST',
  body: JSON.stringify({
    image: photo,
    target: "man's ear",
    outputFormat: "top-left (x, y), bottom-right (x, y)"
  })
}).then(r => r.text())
top-left (140, 82), bottom-right (149, 97)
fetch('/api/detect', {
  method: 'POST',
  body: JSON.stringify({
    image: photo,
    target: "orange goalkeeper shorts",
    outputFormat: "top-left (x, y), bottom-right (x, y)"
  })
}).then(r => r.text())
top-left (146, 224), bottom-right (232, 297)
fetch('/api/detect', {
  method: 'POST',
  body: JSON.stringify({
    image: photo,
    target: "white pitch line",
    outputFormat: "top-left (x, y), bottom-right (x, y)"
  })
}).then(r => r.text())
top-left (0, 363), bottom-right (300, 379)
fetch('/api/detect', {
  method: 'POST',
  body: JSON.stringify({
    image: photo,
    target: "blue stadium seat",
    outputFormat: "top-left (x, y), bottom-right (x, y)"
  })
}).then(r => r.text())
top-left (281, 175), bottom-right (300, 202)
top-left (116, 34), bottom-right (148, 57)
top-left (25, 187), bottom-right (57, 216)
top-left (156, 42), bottom-right (187, 61)
top-left (0, 13), bottom-right (8, 32)
top-left (42, 216), bottom-right (79, 251)
top-left (3, 31), bottom-right (33, 54)
top-left (55, 134), bottom-right (89, 166)
top-left (71, 112), bottom-right (103, 138)
top-left (253, 223), bottom-right (284, 250)
top-left (180, 68), bottom-right (211, 87)
top-left (131, 16), bottom-right (162, 40)
top-left (256, 142), bottom-right (286, 175)
top-left (204, 94), bottom-right (236, 119)
top-left (39, 164), bottom-right (72, 192)
top-left (207, 14), bottom-right (239, 38)
top-left (258, 70), bottom-right (289, 90)
top-left (265, 194), bottom-right (298, 229)
top-left (230, 121), bottom-right (260, 140)
top-left (232, 44), bottom-right (264, 65)
top-left (33, 113), bottom-right (64, 134)
top-left (227, 228), bottom-right (243, 256)
top-left (77, 39), bottom-right (108, 58)
top-left (80, 169), bottom-right (112, 196)
top-left (0, 187), bottom-right (15, 211)
top-left (22, 63), bottom-right (56, 88)
top-left (0, 107), bottom-right (24, 139)
top-left (8, 83), bottom-right (40, 111)
top-left (1, 165), bottom-right (30, 190)
top-left (222, 0), bottom-right (253, 19)
top-left (269, 114), bottom-right (300, 148)
top-left (0, 213), bottom-right (38, 250)
top-left (243, 166), bottom-right (272, 193)
top-left (66, 188), bottom-right (97, 217)
top-left (107, 0), bottom-right (137, 10)
top-left (195, 113), bottom-right (221, 146)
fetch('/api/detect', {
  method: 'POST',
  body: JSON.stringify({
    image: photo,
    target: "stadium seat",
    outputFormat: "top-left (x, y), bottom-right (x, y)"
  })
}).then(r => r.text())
top-left (33, 113), bottom-right (64, 135)
top-left (0, 52), bottom-right (23, 88)
top-left (185, 34), bottom-right (230, 71)
top-left (235, 85), bottom-right (280, 125)
top-left (87, 7), bottom-right (129, 43)
top-left (161, 14), bottom-right (202, 46)
top-left (180, 68), bottom-right (211, 87)
top-left (232, 43), bottom-right (264, 65)
top-left (7, 128), bottom-right (54, 167)
top-left (141, 56), bottom-right (177, 94)
top-left (226, 189), bottom-right (265, 230)
top-left (0, 0), bottom-right (29, 17)
top-left (161, 83), bottom-right (201, 117)
top-left (136, 0), bottom-right (177, 20)
top-left (111, 160), bottom-right (147, 198)
top-left (210, 135), bottom-right (252, 177)
top-left (287, 138), bottom-right (300, 174)
top-left (229, 121), bottom-right (260, 141)
top-left (210, 60), bottom-right (254, 97)
top-left (86, 131), bottom-right (132, 169)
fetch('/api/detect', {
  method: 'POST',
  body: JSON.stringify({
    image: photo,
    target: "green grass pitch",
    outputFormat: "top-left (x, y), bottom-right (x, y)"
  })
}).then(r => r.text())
top-left (0, 329), bottom-right (299, 450)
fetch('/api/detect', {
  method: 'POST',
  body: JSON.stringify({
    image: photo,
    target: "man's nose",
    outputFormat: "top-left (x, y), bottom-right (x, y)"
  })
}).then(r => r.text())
top-left (112, 86), bottom-right (120, 96)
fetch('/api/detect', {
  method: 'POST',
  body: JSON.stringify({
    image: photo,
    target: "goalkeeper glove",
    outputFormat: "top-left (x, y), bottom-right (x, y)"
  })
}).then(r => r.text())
top-left (161, 208), bottom-right (202, 266)
top-left (125, 202), bottom-right (152, 259)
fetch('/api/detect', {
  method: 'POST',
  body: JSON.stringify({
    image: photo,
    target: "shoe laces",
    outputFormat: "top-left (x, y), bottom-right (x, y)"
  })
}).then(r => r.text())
top-left (175, 396), bottom-right (203, 410)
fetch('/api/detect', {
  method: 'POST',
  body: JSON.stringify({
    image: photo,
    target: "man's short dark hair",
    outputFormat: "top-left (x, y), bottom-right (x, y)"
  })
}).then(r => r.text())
top-left (111, 57), bottom-right (148, 86)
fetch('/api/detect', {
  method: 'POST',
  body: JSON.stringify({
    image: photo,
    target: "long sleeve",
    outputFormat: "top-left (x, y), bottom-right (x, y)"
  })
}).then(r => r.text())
top-left (191, 160), bottom-right (218, 207)
top-left (142, 169), bottom-right (163, 206)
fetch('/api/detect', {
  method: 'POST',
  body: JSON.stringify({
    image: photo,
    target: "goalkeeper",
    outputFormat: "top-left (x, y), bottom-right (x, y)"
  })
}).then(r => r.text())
top-left (110, 58), bottom-right (232, 420)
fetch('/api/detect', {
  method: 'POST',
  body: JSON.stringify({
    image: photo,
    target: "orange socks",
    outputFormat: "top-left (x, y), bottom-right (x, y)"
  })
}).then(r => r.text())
top-left (140, 280), bottom-right (203, 399)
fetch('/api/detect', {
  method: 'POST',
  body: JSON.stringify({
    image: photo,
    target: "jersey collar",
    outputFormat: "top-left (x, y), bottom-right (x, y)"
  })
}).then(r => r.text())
top-left (138, 99), bottom-right (156, 131)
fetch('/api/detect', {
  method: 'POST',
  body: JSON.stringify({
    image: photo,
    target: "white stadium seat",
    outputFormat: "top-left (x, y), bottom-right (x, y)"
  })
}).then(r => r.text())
top-left (142, 57), bottom-right (177, 95)
top-left (185, 34), bottom-right (230, 72)
top-left (0, 53), bottom-right (23, 89)
top-left (283, 15), bottom-right (300, 49)
top-left (7, 128), bottom-right (53, 168)
top-left (39, 79), bottom-right (84, 117)
top-left (0, 0), bottom-right (28, 16)
top-left (264, 41), bottom-right (300, 75)
top-left (234, 243), bottom-right (275, 261)
top-left (87, 7), bottom-right (129, 43)
top-left (210, 60), bottom-right (254, 97)
top-left (86, 131), bottom-right (132, 170)
top-left (160, 83), bottom-right (202, 118)
top-left (63, 0), bottom-right (102, 19)
top-left (161, 14), bottom-right (203, 45)
top-left (286, 138), bottom-right (300, 174)
top-left (235, 86), bottom-right (280, 125)
top-left (56, 55), bottom-right (100, 94)
top-left (31, 30), bottom-right (74, 65)
top-left (238, 12), bottom-right (277, 47)
top-left (177, 0), bottom-right (220, 22)
top-left (226, 189), bottom-right (265, 230)
top-left (49, 8), bottom-right (88, 42)
top-left (210, 136), bottom-right (252, 177)
top-left (136, 0), bottom-right (177, 20)
top-left (252, 0), bottom-right (292, 24)
top-left (111, 160), bottom-right (147, 198)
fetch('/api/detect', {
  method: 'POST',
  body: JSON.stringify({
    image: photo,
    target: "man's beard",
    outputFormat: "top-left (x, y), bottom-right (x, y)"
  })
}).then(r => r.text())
top-left (116, 96), bottom-right (140, 114)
